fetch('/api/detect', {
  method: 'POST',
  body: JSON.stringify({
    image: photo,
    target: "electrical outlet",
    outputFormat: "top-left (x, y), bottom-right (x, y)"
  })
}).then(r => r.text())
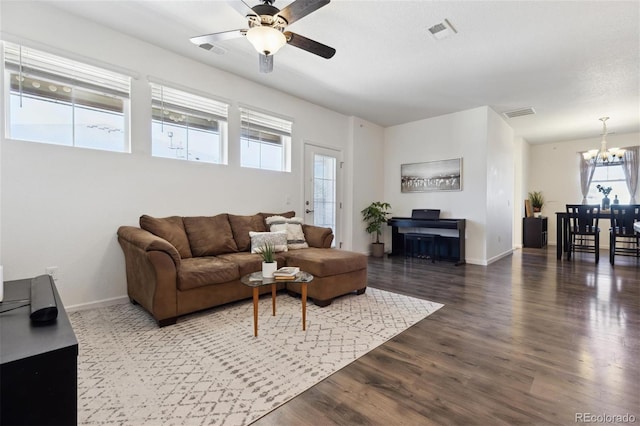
top-left (45, 266), bottom-right (59, 281)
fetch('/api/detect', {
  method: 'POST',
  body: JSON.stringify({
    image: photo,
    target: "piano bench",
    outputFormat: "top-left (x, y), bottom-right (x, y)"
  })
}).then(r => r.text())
top-left (404, 233), bottom-right (439, 262)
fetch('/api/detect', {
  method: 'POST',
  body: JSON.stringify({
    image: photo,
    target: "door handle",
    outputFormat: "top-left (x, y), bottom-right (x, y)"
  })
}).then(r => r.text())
top-left (305, 209), bottom-right (314, 214)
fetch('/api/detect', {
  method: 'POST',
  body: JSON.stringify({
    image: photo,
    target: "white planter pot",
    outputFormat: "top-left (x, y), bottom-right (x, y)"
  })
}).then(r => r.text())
top-left (262, 262), bottom-right (277, 278)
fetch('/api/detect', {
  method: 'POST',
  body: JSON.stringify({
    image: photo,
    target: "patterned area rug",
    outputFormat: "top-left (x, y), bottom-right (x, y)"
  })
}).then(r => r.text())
top-left (70, 288), bottom-right (443, 425)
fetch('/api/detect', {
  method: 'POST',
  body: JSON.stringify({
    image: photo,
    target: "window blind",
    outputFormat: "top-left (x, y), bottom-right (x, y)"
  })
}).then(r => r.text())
top-left (4, 42), bottom-right (130, 98)
top-left (239, 107), bottom-right (293, 137)
top-left (150, 83), bottom-right (228, 123)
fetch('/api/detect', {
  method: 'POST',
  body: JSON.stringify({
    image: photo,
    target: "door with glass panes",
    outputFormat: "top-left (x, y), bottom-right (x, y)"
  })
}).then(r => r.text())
top-left (304, 144), bottom-right (342, 247)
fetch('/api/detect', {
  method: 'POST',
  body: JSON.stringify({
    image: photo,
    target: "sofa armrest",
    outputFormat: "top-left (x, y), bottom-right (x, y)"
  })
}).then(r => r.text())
top-left (117, 226), bottom-right (180, 326)
top-left (302, 224), bottom-right (334, 248)
top-left (117, 226), bottom-right (181, 266)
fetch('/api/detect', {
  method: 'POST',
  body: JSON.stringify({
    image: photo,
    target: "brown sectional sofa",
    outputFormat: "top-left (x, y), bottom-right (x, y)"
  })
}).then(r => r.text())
top-left (117, 211), bottom-right (367, 326)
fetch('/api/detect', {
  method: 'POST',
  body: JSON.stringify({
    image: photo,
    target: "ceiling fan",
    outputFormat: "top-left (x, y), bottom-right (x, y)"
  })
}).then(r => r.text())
top-left (190, 0), bottom-right (336, 73)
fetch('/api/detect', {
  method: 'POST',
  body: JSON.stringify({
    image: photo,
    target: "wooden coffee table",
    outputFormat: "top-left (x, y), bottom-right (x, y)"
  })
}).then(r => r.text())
top-left (240, 271), bottom-right (314, 337)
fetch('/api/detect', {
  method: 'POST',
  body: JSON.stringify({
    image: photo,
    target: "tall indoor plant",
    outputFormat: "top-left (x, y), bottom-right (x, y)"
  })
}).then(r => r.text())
top-left (361, 201), bottom-right (392, 257)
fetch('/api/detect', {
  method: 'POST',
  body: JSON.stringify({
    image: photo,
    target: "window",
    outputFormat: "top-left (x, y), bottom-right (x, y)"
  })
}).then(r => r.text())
top-left (151, 82), bottom-right (228, 164)
top-left (313, 153), bottom-right (337, 231)
top-left (240, 106), bottom-right (292, 172)
top-left (588, 163), bottom-right (631, 204)
top-left (4, 42), bottom-right (130, 152)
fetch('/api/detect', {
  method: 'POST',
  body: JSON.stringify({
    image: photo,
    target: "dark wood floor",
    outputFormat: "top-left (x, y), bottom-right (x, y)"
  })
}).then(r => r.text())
top-left (254, 247), bottom-right (639, 425)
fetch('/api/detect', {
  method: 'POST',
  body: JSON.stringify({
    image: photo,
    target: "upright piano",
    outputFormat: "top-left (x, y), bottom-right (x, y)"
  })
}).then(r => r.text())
top-left (387, 209), bottom-right (466, 265)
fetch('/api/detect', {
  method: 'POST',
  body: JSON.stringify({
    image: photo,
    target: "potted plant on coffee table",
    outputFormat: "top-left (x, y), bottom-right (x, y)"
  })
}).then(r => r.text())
top-left (361, 201), bottom-right (392, 257)
top-left (259, 242), bottom-right (277, 278)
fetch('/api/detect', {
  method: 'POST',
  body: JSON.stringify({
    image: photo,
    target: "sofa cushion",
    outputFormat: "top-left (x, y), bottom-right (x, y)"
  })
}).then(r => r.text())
top-left (249, 231), bottom-right (288, 254)
top-left (228, 214), bottom-right (267, 252)
top-left (284, 248), bottom-right (367, 278)
top-left (177, 257), bottom-right (239, 291)
top-left (183, 214), bottom-right (238, 256)
top-left (266, 216), bottom-right (309, 250)
top-left (218, 252), bottom-right (287, 277)
top-left (139, 215), bottom-right (192, 259)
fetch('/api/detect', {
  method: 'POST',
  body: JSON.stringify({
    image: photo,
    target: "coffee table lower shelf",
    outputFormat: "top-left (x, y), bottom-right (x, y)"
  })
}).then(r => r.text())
top-left (240, 271), bottom-right (314, 337)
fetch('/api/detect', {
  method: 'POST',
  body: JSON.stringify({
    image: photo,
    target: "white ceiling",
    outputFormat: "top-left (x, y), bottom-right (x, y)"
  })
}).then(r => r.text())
top-left (46, 0), bottom-right (640, 144)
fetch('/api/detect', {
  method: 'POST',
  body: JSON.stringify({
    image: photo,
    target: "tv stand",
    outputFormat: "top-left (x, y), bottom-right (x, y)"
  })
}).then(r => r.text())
top-left (1, 278), bottom-right (78, 425)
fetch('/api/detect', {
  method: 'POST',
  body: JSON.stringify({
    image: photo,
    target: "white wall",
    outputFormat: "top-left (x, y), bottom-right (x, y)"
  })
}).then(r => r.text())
top-left (513, 136), bottom-right (530, 247)
top-left (485, 108), bottom-right (514, 262)
top-left (0, 2), bottom-right (356, 308)
top-left (384, 106), bottom-right (507, 265)
top-left (348, 117), bottom-right (385, 255)
top-left (528, 132), bottom-right (640, 247)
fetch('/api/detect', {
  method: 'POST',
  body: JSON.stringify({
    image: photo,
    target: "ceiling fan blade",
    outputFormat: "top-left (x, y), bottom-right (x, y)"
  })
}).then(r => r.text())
top-left (284, 31), bottom-right (335, 59)
top-left (190, 30), bottom-right (247, 49)
top-left (278, 0), bottom-right (330, 25)
top-left (259, 54), bottom-right (274, 73)
top-left (228, 0), bottom-right (257, 17)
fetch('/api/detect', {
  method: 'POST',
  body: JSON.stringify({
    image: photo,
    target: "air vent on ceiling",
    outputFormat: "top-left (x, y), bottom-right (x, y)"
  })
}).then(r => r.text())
top-left (428, 19), bottom-right (457, 40)
top-left (197, 43), bottom-right (227, 55)
top-left (503, 107), bottom-right (536, 119)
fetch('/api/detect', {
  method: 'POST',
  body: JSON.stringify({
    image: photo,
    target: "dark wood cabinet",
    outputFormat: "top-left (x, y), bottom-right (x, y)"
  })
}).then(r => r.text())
top-left (1, 279), bottom-right (78, 426)
top-left (523, 217), bottom-right (548, 248)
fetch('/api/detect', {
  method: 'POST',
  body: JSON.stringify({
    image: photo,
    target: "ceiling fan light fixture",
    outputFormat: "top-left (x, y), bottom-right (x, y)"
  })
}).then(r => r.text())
top-left (246, 26), bottom-right (286, 56)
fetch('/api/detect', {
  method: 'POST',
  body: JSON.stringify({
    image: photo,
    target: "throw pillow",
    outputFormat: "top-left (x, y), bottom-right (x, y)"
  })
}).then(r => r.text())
top-left (258, 211), bottom-right (295, 229)
top-left (266, 216), bottom-right (309, 250)
top-left (139, 215), bottom-right (193, 259)
top-left (183, 214), bottom-right (239, 256)
top-left (249, 231), bottom-right (288, 254)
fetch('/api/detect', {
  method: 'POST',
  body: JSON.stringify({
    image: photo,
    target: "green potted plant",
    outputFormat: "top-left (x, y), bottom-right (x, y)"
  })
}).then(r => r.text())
top-left (259, 242), bottom-right (277, 277)
top-left (528, 191), bottom-right (544, 217)
top-left (361, 201), bottom-right (392, 257)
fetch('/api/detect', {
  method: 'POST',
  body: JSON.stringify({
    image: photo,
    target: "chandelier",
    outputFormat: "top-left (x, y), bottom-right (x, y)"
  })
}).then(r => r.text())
top-left (583, 117), bottom-right (625, 164)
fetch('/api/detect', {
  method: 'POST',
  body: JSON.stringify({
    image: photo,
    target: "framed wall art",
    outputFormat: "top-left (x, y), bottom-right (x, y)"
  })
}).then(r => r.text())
top-left (401, 158), bottom-right (462, 193)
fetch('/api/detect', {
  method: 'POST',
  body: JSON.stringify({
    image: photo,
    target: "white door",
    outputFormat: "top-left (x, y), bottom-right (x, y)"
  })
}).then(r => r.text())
top-left (304, 144), bottom-right (342, 247)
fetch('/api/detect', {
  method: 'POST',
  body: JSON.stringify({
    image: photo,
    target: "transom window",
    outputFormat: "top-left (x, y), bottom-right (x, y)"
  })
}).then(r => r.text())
top-left (240, 106), bottom-right (292, 172)
top-left (150, 82), bottom-right (228, 164)
top-left (588, 163), bottom-right (630, 204)
top-left (3, 42), bottom-right (130, 152)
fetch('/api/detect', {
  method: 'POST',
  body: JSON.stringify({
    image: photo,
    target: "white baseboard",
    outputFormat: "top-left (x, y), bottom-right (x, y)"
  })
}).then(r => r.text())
top-left (486, 249), bottom-right (514, 265)
top-left (465, 257), bottom-right (486, 265)
top-left (66, 295), bottom-right (129, 313)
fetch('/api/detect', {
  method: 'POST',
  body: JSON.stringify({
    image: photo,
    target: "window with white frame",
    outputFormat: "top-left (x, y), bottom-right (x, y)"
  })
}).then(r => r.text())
top-left (3, 42), bottom-right (130, 152)
top-left (150, 82), bottom-right (228, 164)
top-left (240, 106), bottom-right (292, 172)
top-left (588, 163), bottom-right (631, 204)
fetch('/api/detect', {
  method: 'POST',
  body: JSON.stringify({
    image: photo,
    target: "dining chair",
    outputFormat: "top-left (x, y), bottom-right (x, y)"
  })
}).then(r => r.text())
top-left (566, 204), bottom-right (600, 263)
top-left (609, 204), bottom-right (640, 265)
